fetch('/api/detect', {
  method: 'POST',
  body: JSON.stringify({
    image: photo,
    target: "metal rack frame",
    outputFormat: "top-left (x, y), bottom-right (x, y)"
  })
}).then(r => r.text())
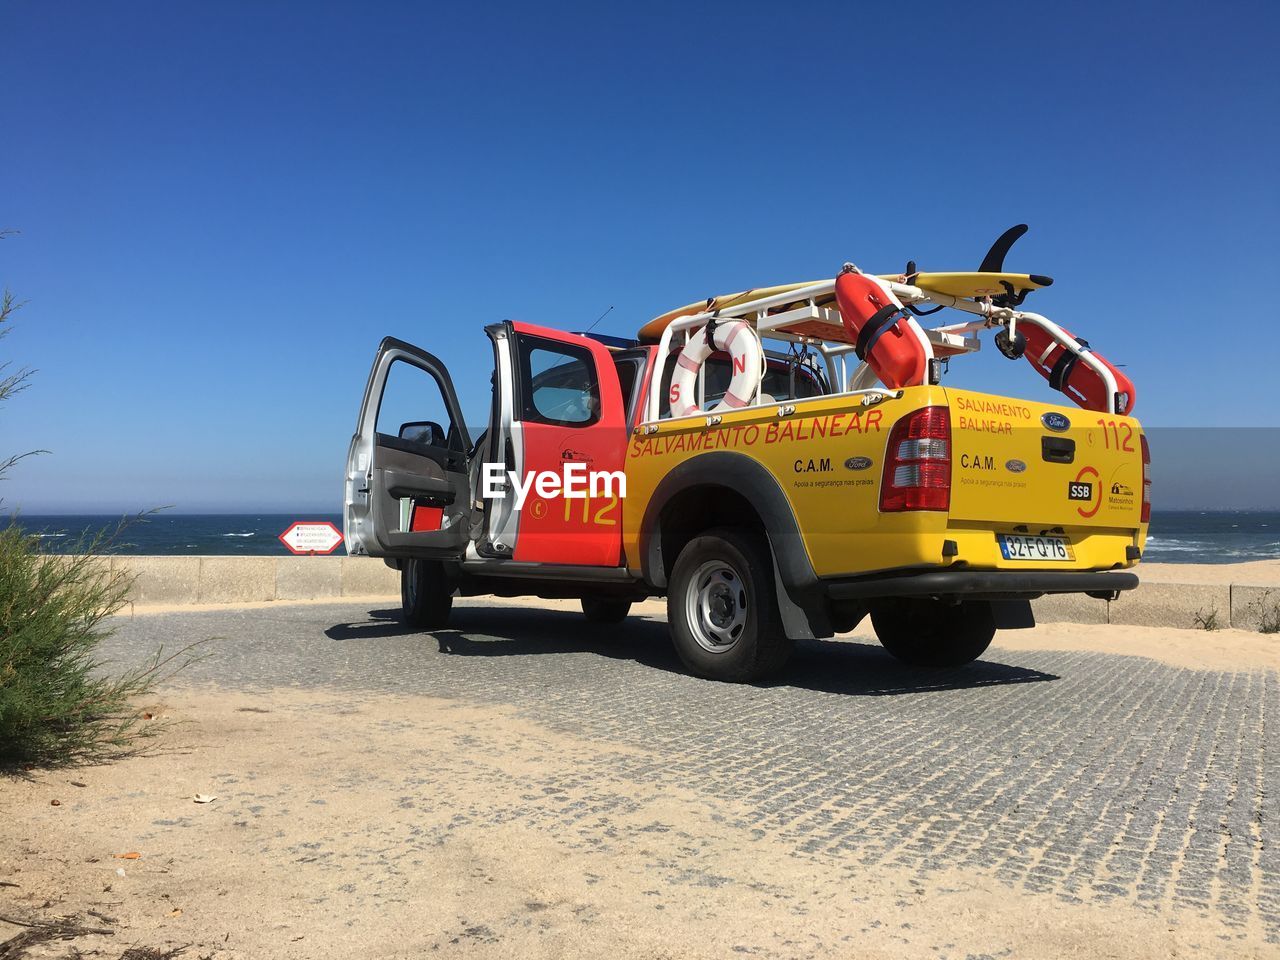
top-left (643, 272), bottom-right (1120, 424)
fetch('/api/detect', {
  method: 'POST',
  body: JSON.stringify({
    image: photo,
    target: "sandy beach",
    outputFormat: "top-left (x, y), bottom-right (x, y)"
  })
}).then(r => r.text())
top-left (1137, 560), bottom-right (1280, 586)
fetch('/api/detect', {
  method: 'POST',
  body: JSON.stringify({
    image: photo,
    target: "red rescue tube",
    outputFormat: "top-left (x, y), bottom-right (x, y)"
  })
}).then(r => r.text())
top-left (833, 270), bottom-right (928, 389)
top-left (1021, 322), bottom-right (1136, 414)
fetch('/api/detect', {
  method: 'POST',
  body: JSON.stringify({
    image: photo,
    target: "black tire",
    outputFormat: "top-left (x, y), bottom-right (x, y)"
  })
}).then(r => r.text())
top-left (666, 527), bottom-right (792, 682)
top-left (581, 597), bottom-right (632, 624)
top-left (401, 558), bottom-right (453, 628)
top-left (870, 598), bottom-right (995, 667)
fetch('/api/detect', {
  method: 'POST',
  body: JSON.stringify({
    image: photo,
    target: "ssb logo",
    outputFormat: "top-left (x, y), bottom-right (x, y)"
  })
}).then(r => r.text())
top-left (1071, 466), bottom-right (1101, 518)
top-left (1068, 481), bottom-right (1093, 501)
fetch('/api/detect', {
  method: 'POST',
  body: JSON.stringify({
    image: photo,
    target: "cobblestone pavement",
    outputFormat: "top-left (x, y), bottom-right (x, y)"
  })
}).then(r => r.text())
top-left (104, 601), bottom-right (1280, 944)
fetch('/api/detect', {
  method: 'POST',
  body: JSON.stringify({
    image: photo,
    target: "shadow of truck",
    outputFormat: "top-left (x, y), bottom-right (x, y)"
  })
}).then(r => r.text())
top-left (324, 605), bottom-right (1058, 698)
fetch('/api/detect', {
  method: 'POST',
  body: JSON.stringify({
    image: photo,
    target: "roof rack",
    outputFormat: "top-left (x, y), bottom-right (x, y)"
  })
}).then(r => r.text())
top-left (643, 273), bottom-right (1122, 422)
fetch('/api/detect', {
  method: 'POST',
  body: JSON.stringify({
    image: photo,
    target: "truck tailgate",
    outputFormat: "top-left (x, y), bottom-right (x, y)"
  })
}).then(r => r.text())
top-left (946, 389), bottom-right (1145, 531)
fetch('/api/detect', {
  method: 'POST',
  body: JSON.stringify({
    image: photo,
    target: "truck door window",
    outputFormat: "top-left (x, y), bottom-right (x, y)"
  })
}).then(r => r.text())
top-left (375, 358), bottom-right (464, 453)
top-left (517, 336), bottom-right (600, 427)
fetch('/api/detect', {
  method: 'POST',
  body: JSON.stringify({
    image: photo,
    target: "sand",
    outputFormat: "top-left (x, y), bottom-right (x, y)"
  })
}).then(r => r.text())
top-left (1137, 560), bottom-right (1280, 585)
top-left (4, 684), bottom-right (1274, 960)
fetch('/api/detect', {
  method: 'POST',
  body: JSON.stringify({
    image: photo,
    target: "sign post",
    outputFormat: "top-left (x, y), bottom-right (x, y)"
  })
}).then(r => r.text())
top-left (278, 521), bottom-right (344, 556)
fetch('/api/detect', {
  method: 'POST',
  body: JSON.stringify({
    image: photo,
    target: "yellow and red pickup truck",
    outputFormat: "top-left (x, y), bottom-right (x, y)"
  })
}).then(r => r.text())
top-left (345, 237), bottom-right (1148, 682)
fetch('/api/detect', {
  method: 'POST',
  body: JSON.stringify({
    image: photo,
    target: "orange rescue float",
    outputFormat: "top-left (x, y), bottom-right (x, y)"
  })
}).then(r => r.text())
top-left (833, 267), bottom-right (928, 389)
top-left (1020, 322), bottom-right (1137, 415)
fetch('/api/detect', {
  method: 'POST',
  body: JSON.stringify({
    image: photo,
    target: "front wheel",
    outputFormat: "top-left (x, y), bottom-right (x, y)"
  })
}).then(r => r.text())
top-left (870, 598), bottom-right (995, 667)
top-left (401, 559), bottom-right (453, 628)
top-left (667, 527), bottom-right (792, 682)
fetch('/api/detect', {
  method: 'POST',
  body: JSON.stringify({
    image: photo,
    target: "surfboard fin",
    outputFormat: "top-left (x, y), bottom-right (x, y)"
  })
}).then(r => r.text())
top-left (979, 224), bottom-right (1029, 273)
top-left (979, 224), bottom-right (1055, 307)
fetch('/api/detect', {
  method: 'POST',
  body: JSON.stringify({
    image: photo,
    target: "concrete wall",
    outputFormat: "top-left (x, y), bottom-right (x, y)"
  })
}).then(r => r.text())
top-left (1031, 579), bottom-right (1277, 633)
top-left (112, 555), bottom-right (1280, 634)
top-left (116, 556), bottom-right (398, 605)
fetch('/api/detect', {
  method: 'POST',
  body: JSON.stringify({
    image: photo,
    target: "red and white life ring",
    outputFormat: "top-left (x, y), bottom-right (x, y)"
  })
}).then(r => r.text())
top-left (668, 319), bottom-right (764, 418)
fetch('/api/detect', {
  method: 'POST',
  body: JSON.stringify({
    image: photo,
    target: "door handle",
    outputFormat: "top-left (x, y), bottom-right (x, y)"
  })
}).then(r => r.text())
top-left (383, 469), bottom-right (456, 502)
top-left (1041, 436), bottom-right (1075, 464)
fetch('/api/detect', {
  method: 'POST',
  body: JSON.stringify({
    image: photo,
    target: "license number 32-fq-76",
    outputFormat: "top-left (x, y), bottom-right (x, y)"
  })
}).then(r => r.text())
top-left (997, 534), bottom-right (1075, 561)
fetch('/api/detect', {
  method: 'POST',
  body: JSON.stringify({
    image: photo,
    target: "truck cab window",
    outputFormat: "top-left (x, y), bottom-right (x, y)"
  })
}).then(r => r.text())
top-left (659, 352), bottom-right (826, 417)
top-left (517, 336), bottom-right (600, 426)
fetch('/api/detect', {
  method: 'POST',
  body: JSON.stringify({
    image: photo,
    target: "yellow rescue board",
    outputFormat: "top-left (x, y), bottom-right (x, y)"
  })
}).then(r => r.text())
top-left (638, 282), bottom-right (821, 342)
top-left (637, 271), bottom-right (1052, 342)
top-left (911, 272), bottom-right (1052, 299)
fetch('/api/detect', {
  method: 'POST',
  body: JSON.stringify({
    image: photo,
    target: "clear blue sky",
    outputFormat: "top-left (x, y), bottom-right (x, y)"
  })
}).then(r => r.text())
top-left (3, 1), bottom-right (1277, 513)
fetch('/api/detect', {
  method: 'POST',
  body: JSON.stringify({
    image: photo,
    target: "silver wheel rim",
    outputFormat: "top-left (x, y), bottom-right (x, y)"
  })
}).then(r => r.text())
top-left (685, 559), bottom-right (749, 654)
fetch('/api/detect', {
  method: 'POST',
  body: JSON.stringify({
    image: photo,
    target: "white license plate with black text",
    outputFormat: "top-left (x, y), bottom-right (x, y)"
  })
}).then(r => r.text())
top-left (997, 534), bottom-right (1075, 561)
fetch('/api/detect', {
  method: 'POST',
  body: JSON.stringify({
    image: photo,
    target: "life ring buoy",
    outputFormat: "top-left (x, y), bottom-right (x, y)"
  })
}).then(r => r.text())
top-left (668, 319), bottom-right (763, 418)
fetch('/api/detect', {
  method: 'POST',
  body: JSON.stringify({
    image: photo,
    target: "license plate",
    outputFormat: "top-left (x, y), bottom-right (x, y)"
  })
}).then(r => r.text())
top-left (997, 533), bottom-right (1075, 561)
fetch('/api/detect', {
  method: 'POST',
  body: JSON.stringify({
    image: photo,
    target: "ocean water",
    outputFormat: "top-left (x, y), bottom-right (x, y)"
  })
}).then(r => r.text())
top-left (8, 511), bottom-right (1280, 564)
top-left (10, 514), bottom-right (346, 557)
top-left (1142, 511), bottom-right (1280, 564)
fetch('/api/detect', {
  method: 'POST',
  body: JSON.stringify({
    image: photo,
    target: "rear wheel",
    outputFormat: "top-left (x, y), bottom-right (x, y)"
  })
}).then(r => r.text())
top-left (581, 597), bottom-right (632, 623)
top-left (870, 598), bottom-right (995, 667)
top-left (401, 559), bottom-right (453, 628)
top-left (667, 527), bottom-right (792, 682)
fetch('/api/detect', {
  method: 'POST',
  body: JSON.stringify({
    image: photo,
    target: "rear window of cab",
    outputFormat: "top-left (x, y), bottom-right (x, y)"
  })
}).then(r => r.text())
top-left (658, 352), bottom-right (827, 417)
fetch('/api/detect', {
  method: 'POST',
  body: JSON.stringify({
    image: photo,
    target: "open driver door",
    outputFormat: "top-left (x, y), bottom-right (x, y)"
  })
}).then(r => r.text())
top-left (344, 337), bottom-right (474, 559)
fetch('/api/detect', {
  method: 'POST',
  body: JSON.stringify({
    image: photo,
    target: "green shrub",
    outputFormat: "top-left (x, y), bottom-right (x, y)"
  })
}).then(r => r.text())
top-left (0, 520), bottom-right (187, 766)
top-left (1192, 607), bottom-right (1221, 631)
top-left (1, 245), bottom-right (193, 766)
top-left (1248, 590), bottom-right (1280, 635)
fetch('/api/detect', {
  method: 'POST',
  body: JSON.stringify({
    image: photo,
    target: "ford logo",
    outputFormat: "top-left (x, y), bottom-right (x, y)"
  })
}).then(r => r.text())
top-left (1006, 459), bottom-right (1027, 474)
top-left (844, 456), bottom-right (873, 471)
top-left (1042, 412), bottom-right (1071, 432)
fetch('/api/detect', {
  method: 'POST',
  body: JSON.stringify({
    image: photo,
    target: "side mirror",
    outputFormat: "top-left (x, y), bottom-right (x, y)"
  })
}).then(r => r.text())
top-left (399, 420), bottom-right (446, 447)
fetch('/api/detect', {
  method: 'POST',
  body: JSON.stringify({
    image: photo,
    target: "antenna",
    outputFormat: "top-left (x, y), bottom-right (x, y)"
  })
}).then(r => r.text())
top-left (583, 305), bottom-right (614, 335)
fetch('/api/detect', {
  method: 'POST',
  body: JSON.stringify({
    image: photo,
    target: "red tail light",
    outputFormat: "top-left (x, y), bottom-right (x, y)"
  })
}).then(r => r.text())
top-left (1140, 433), bottom-right (1151, 523)
top-left (880, 406), bottom-right (951, 512)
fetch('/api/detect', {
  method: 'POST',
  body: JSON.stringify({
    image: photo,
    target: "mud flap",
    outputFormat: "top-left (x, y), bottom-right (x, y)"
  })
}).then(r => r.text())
top-left (771, 555), bottom-right (832, 641)
top-left (990, 599), bottom-right (1036, 630)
